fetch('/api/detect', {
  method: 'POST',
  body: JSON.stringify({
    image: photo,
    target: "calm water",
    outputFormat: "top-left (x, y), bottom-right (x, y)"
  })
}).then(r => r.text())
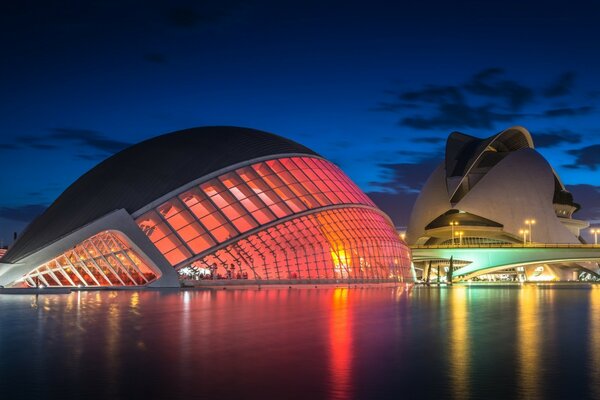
top-left (1, 285), bottom-right (599, 399)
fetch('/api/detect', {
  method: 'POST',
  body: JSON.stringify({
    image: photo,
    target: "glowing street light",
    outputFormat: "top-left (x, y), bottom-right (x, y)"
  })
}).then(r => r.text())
top-left (591, 228), bottom-right (599, 245)
top-left (525, 219), bottom-right (536, 243)
top-left (454, 231), bottom-right (464, 246)
top-left (449, 221), bottom-right (459, 245)
top-left (519, 229), bottom-right (529, 246)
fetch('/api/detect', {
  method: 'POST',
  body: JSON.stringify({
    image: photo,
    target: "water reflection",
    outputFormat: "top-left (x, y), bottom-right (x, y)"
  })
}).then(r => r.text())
top-left (329, 288), bottom-right (352, 399)
top-left (590, 286), bottom-right (600, 399)
top-left (448, 286), bottom-right (469, 399)
top-left (518, 285), bottom-right (541, 400)
top-left (2, 286), bottom-right (600, 399)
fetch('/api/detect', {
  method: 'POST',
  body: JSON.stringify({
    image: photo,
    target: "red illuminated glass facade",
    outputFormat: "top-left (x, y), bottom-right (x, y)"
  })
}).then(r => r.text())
top-left (22, 231), bottom-right (159, 287)
top-left (185, 208), bottom-right (410, 280)
top-left (136, 156), bottom-right (411, 282)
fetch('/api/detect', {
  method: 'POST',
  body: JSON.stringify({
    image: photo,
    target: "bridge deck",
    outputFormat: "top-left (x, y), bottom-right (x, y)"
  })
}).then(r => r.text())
top-left (410, 244), bottom-right (600, 280)
top-left (412, 243), bottom-right (600, 249)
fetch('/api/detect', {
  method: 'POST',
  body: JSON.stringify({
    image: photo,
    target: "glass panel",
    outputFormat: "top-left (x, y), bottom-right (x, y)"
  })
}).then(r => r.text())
top-left (164, 246), bottom-right (191, 265)
top-left (230, 214), bottom-right (258, 233)
top-left (187, 234), bottom-right (216, 254)
top-left (177, 222), bottom-right (206, 242)
top-left (137, 211), bottom-right (173, 243)
top-left (180, 187), bottom-right (207, 210)
top-left (134, 157), bottom-right (400, 279)
top-left (177, 207), bottom-right (411, 283)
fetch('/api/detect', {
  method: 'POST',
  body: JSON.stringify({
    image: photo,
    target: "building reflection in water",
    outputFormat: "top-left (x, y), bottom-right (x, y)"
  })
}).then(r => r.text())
top-left (448, 286), bottom-right (469, 399)
top-left (518, 284), bottom-right (541, 400)
top-left (589, 286), bottom-right (600, 399)
top-left (107, 291), bottom-right (121, 393)
top-left (329, 288), bottom-right (352, 400)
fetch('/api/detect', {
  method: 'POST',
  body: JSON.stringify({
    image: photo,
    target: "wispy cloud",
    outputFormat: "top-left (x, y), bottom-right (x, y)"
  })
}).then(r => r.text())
top-left (143, 53), bottom-right (167, 64)
top-left (401, 104), bottom-right (520, 130)
top-left (3, 128), bottom-right (131, 158)
top-left (566, 184), bottom-right (600, 222)
top-left (375, 68), bottom-right (595, 131)
top-left (463, 68), bottom-right (534, 110)
top-left (565, 144), bottom-right (600, 170)
top-left (164, 2), bottom-right (240, 28)
top-left (49, 128), bottom-right (130, 153)
top-left (370, 155), bottom-right (442, 193)
top-left (543, 72), bottom-right (576, 98)
top-left (532, 129), bottom-right (582, 148)
top-left (543, 106), bottom-right (594, 117)
top-left (0, 204), bottom-right (46, 222)
top-left (411, 136), bottom-right (445, 144)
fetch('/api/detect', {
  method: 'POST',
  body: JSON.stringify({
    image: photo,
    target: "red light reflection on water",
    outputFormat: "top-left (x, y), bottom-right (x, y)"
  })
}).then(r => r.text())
top-left (329, 288), bottom-right (352, 399)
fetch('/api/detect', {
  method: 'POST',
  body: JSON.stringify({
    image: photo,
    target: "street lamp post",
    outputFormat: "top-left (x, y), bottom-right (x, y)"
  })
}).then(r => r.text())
top-left (525, 219), bottom-right (536, 243)
top-left (450, 221), bottom-right (458, 246)
top-left (519, 229), bottom-right (529, 246)
top-left (455, 231), bottom-right (464, 246)
top-left (591, 228), bottom-right (598, 245)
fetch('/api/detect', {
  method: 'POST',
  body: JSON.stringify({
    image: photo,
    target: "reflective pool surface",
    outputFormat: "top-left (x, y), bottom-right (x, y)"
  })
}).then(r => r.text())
top-left (1, 285), bottom-right (599, 399)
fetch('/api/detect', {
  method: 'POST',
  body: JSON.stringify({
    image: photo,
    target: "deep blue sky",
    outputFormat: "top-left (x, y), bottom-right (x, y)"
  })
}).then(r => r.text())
top-left (2, 0), bottom-right (600, 244)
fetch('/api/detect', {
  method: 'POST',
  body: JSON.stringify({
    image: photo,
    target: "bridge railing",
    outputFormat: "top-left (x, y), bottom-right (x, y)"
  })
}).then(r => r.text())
top-left (411, 243), bottom-right (600, 249)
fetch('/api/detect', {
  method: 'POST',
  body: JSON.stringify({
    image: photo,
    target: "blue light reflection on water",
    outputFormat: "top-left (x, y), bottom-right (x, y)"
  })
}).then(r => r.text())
top-left (0, 285), bottom-right (598, 399)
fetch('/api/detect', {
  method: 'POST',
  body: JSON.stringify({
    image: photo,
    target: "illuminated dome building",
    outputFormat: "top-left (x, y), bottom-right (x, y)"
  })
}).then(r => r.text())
top-left (0, 127), bottom-right (412, 288)
top-left (407, 126), bottom-right (596, 281)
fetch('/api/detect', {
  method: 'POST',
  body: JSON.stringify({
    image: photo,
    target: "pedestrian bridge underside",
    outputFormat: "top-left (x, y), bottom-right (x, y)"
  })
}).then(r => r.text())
top-left (411, 244), bottom-right (600, 281)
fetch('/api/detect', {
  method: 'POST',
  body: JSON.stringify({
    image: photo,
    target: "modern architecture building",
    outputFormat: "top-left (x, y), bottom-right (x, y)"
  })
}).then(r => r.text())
top-left (407, 126), bottom-right (598, 281)
top-left (0, 127), bottom-right (412, 288)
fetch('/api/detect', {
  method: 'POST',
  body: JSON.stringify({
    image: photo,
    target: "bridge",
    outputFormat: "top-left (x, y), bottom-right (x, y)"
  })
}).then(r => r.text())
top-left (411, 244), bottom-right (600, 281)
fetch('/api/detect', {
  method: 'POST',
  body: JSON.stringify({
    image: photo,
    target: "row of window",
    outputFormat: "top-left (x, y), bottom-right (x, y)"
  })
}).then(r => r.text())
top-left (137, 156), bottom-right (375, 266)
top-left (180, 208), bottom-right (412, 281)
top-left (23, 231), bottom-right (158, 287)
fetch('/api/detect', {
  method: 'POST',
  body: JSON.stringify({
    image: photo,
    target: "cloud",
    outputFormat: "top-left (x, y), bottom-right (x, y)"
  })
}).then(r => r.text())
top-left (532, 129), bottom-right (582, 148)
top-left (543, 72), bottom-right (576, 98)
top-left (401, 103), bottom-right (520, 130)
top-left (15, 135), bottom-right (57, 149)
top-left (463, 68), bottom-right (534, 110)
top-left (49, 128), bottom-right (131, 153)
top-left (370, 155), bottom-right (442, 193)
top-left (328, 140), bottom-right (353, 149)
top-left (367, 152), bottom-right (445, 225)
top-left (165, 6), bottom-right (211, 27)
top-left (164, 3), bottom-right (237, 28)
top-left (375, 68), bottom-right (595, 131)
top-left (76, 153), bottom-right (110, 161)
top-left (371, 102), bottom-right (419, 112)
top-left (1, 143), bottom-right (19, 150)
top-left (543, 106), bottom-right (594, 117)
top-left (375, 69), bottom-right (528, 130)
top-left (0, 204), bottom-right (46, 222)
top-left (400, 85), bottom-right (464, 104)
top-left (143, 53), bottom-right (167, 64)
top-left (367, 190), bottom-right (418, 226)
top-left (6, 128), bottom-right (131, 156)
top-left (564, 144), bottom-right (600, 170)
top-left (567, 184), bottom-right (600, 221)
top-left (412, 136), bottom-right (445, 144)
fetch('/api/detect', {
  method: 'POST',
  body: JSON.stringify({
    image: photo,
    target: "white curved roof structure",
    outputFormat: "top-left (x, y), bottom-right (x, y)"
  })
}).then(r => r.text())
top-left (407, 126), bottom-right (594, 281)
top-left (407, 126), bottom-right (586, 247)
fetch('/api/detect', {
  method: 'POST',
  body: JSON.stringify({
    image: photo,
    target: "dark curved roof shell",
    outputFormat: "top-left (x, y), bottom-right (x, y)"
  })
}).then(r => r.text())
top-left (4, 126), bottom-right (319, 263)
